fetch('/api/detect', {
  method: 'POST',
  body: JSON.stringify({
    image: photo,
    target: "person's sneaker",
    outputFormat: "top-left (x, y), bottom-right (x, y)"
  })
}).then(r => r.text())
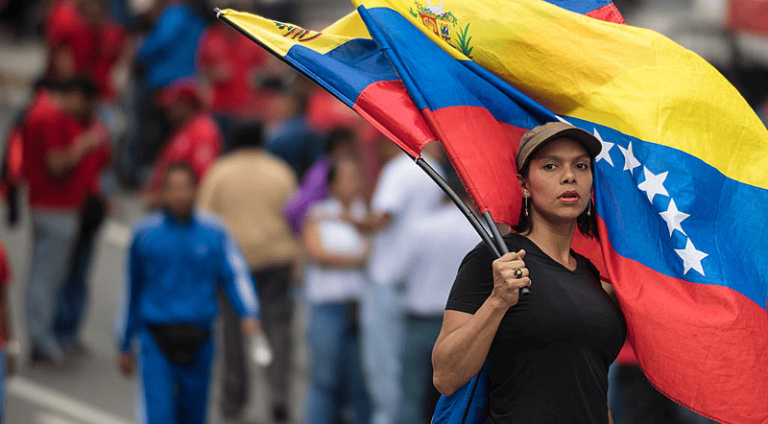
top-left (29, 347), bottom-right (62, 367)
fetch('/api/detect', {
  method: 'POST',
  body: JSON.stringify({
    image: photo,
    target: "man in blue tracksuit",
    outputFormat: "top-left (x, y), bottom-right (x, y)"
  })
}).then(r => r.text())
top-left (115, 162), bottom-right (260, 424)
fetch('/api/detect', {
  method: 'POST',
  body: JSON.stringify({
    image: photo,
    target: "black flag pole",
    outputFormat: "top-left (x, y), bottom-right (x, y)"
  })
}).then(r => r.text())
top-left (414, 157), bottom-right (501, 258)
top-left (415, 158), bottom-right (529, 296)
top-left (482, 211), bottom-right (530, 295)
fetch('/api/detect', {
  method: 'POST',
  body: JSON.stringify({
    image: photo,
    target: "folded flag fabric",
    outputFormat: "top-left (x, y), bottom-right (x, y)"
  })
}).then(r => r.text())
top-left (355, 0), bottom-right (624, 228)
top-left (216, 9), bottom-right (436, 157)
top-left (431, 363), bottom-right (488, 424)
top-left (354, 0), bottom-right (768, 422)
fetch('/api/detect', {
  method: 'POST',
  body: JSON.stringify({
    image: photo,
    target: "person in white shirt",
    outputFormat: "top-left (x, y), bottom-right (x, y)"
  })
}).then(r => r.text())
top-left (352, 140), bottom-right (446, 424)
top-left (396, 172), bottom-right (481, 424)
top-left (300, 158), bottom-right (371, 424)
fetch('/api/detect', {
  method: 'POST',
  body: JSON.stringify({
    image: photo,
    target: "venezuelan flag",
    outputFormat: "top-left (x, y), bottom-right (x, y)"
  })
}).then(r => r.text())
top-left (218, 0), bottom-right (622, 228)
top-left (354, 1), bottom-right (768, 422)
top-left (216, 8), bottom-right (436, 157)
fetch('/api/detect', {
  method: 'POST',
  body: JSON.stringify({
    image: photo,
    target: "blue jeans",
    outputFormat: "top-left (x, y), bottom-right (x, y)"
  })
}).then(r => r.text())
top-left (401, 315), bottom-right (443, 424)
top-left (26, 211), bottom-right (78, 357)
top-left (302, 302), bottom-right (370, 424)
top-left (361, 283), bottom-right (405, 424)
top-left (54, 235), bottom-right (96, 346)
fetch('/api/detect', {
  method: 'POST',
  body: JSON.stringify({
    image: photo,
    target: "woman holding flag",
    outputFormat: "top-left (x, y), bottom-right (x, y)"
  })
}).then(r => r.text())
top-left (432, 122), bottom-right (626, 423)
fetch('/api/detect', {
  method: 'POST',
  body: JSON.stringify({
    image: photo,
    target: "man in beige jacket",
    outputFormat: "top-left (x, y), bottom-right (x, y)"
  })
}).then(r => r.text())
top-left (197, 122), bottom-right (298, 423)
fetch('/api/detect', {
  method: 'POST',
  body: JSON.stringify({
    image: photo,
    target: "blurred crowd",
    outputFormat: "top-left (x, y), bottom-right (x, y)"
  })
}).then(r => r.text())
top-left (0, 0), bottom-right (484, 423)
top-left (0, 0), bottom-right (765, 424)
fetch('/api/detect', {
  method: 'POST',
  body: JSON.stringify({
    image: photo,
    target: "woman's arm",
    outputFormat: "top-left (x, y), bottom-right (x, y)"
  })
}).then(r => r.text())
top-left (432, 302), bottom-right (507, 395)
top-left (302, 217), bottom-right (367, 268)
top-left (432, 250), bottom-right (531, 395)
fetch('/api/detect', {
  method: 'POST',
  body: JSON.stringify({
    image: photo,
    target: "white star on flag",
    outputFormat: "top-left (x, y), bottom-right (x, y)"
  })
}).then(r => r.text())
top-left (593, 129), bottom-right (614, 166)
top-left (637, 167), bottom-right (669, 203)
top-left (675, 238), bottom-right (708, 276)
top-left (659, 199), bottom-right (689, 236)
top-left (618, 142), bottom-right (641, 175)
top-left (555, 115), bottom-right (572, 125)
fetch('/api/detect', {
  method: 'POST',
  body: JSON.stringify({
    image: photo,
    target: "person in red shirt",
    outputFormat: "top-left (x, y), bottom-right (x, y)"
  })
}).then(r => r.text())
top-left (45, 0), bottom-right (103, 81)
top-left (54, 99), bottom-right (112, 356)
top-left (2, 78), bottom-right (55, 227)
top-left (196, 19), bottom-right (272, 140)
top-left (46, 0), bottom-right (128, 99)
top-left (144, 79), bottom-right (222, 207)
top-left (22, 76), bottom-right (106, 364)
top-left (0, 240), bottom-right (17, 421)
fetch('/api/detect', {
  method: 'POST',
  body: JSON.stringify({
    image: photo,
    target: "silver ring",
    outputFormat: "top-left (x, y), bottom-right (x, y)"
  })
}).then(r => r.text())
top-left (514, 268), bottom-right (523, 278)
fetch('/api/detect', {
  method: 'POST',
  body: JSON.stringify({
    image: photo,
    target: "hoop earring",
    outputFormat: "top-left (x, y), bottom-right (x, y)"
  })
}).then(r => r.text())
top-left (587, 201), bottom-right (592, 216)
top-left (524, 196), bottom-right (529, 217)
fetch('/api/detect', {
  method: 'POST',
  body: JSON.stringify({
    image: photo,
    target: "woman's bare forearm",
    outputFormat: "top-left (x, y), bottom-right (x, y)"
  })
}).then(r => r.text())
top-left (432, 297), bottom-right (508, 395)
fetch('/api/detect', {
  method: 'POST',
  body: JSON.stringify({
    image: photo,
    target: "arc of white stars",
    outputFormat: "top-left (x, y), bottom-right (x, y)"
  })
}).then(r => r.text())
top-left (637, 167), bottom-right (669, 204)
top-left (593, 129), bottom-right (614, 167)
top-left (618, 142), bottom-right (641, 175)
top-left (659, 199), bottom-right (689, 236)
top-left (675, 238), bottom-right (708, 276)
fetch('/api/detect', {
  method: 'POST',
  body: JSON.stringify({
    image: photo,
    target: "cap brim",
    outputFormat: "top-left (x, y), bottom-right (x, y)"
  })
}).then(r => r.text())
top-left (518, 126), bottom-right (602, 170)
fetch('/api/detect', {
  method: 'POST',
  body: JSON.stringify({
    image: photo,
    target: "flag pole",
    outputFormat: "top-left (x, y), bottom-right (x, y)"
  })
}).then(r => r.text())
top-left (482, 211), bottom-right (530, 295)
top-left (414, 157), bottom-right (501, 258)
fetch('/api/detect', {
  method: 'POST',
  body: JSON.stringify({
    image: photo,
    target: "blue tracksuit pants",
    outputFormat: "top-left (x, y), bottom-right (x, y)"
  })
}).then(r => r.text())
top-left (137, 328), bottom-right (214, 424)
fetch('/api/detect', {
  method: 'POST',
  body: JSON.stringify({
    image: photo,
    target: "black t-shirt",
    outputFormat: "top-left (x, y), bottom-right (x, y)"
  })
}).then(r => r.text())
top-left (446, 234), bottom-right (626, 424)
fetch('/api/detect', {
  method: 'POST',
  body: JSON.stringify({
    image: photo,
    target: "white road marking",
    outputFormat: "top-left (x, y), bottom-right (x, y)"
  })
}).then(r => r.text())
top-left (102, 220), bottom-right (131, 248)
top-left (7, 377), bottom-right (134, 424)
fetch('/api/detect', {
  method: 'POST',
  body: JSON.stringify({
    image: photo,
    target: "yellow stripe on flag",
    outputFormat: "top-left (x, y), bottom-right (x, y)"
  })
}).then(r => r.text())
top-left (219, 9), bottom-right (372, 56)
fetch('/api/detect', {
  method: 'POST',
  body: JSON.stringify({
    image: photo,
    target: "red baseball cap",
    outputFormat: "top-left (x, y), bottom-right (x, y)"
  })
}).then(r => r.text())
top-left (158, 78), bottom-right (202, 108)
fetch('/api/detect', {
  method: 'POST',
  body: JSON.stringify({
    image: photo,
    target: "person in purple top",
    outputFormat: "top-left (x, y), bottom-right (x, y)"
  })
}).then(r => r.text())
top-left (284, 127), bottom-right (360, 234)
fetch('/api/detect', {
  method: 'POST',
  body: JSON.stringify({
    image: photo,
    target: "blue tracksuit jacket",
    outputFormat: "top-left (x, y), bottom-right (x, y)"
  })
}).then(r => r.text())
top-left (115, 211), bottom-right (259, 352)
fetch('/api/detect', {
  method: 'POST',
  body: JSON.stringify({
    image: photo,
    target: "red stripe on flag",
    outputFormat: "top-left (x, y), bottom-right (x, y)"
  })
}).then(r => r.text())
top-left (585, 4), bottom-right (626, 24)
top-left (596, 217), bottom-right (768, 424)
top-left (354, 80), bottom-right (436, 158)
top-left (424, 106), bottom-right (526, 226)
top-left (572, 229), bottom-right (611, 283)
